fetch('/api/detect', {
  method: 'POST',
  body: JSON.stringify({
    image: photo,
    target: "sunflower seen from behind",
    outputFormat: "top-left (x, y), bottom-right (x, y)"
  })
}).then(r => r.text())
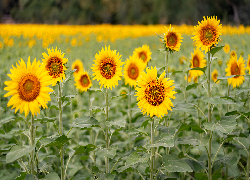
top-left (189, 48), bottom-right (206, 77)
top-left (163, 25), bottom-right (183, 52)
top-left (74, 71), bottom-right (92, 92)
top-left (123, 55), bottom-right (146, 87)
top-left (225, 55), bottom-right (245, 88)
top-left (4, 57), bottom-right (53, 117)
top-left (92, 45), bottom-right (123, 89)
top-left (72, 59), bottom-right (84, 77)
top-left (133, 45), bottom-right (152, 65)
top-left (135, 67), bottom-right (176, 118)
top-left (42, 47), bottom-right (68, 86)
top-left (192, 16), bottom-right (222, 53)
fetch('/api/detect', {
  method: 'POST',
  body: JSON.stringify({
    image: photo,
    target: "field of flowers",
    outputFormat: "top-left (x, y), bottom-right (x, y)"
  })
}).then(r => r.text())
top-left (0, 18), bottom-right (250, 180)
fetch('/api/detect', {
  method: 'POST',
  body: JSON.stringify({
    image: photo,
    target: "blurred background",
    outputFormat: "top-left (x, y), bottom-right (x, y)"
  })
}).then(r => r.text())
top-left (0, 0), bottom-right (250, 25)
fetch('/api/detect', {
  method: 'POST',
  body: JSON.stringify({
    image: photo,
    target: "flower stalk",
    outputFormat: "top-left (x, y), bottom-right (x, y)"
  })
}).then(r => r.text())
top-left (150, 117), bottom-right (155, 180)
top-left (30, 115), bottom-right (35, 175)
top-left (105, 88), bottom-right (109, 173)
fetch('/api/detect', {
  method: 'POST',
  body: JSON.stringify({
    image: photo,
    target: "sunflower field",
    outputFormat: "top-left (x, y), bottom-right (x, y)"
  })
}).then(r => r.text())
top-left (0, 17), bottom-right (250, 180)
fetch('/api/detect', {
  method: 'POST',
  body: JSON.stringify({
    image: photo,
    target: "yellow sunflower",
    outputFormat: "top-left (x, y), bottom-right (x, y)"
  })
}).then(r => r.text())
top-left (42, 47), bottom-right (68, 86)
top-left (72, 59), bottom-right (84, 76)
top-left (247, 54), bottom-right (250, 73)
top-left (230, 50), bottom-right (237, 59)
top-left (91, 45), bottom-right (123, 90)
top-left (4, 57), bottom-right (53, 117)
top-left (212, 69), bottom-right (219, 83)
top-left (223, 43), bottom-right (230, 54)
top-left (133, 45), bottom-right (152, 64)
top-left (179, 55), bottom-right (186, 65)
top-left (135, 67), bottom-right (176, 118)
top-left (225, 55), bottom-right (245, 88)
top-left (123, 55), bottom-right (146, 87)
top-left (192, 16), bottom-right (222, 53)
top-left (189, 48), bottom-right (206, 77)
top-left (74, 71), bottom-right (92, 92)
top-left (163, 25), bottom-right (183, 52)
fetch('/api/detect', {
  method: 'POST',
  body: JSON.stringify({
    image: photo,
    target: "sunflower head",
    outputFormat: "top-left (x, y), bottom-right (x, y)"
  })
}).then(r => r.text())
top-left (72, 59), bottom-right (84, 76)
top-left (74, 71), bottom-right (92, 92)
top-left (42, 47), bottom-right (68, 86)
top-left (230, 50), bottom-right (237, 59)
top-left (225, 55), bottom-right (245, 88)
top-left (4, 57), bottom-right (53, 117)
top-left (179, 55), bottom-right (186, 65)
top-left (212, 69), bottom-right (219, 83)
top-left (135, 66), bottom-right (176, 118)
top-left (133, 45), bottom-right (152, 64)
top-left (192, 16), bottom-right (222, 53)
top-left (163, 25), bottom-right (183, 52)
top-left (91, 45), bottom-right (123, 90)
top-left (123, 55), bottom-right (146, 87)
top-left (223, 43), bottom-right (230, 54)
top-left (189, 48), bottom-right (206, 77)
top-left (247, 54), bottom-right (250, 73)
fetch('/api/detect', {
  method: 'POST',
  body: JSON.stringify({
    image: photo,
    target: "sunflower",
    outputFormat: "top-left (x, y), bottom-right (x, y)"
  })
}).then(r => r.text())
top-left (189, 48), bottom-right (206, 77)
top-left (212, 69), bottom-right (219, 83)
top-left (123, 55), bottom-right (146, 87)
top-left (135, 67), bottom-right (176, 118)
top-left (225, 55), bottom-right (245, 88)
top-left (133, 45), bottom-right (152, 64)
top-left (163, 25), bottom-right (183, 52)
top-left (74, 71), bottom-right (92, 92)
top-left (91, 45), bottom-right (123, 89)
top-left (72, 59), bottom-right (84, 76)
top-left (42, 47), bottom-right (68, 86)
top-left (247, 54), bottom-right (250, 73)
top-left (4, 57), bottom-right (53, 117)
top-left (192, 16), bottom-right (222, 53)
top-left (230, 50), bottom-right (237, 59)
top-left (223, 43), bottom-right (230, 54)
top-left (179, 55), bottom-right (186, 65)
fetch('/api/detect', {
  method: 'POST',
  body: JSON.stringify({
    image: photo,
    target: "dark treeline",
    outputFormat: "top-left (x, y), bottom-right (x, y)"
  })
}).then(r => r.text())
top-left (1, 0), bottom-right (250, 25)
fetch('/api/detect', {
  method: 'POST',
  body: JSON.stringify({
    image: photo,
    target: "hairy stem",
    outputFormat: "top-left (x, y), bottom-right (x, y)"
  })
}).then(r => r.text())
top-left (30, 115), bottom-right (35, 175)
top-left (150, 117), bottom-right (155, 180)
top-left (105, 88), bottom-right (109, 173)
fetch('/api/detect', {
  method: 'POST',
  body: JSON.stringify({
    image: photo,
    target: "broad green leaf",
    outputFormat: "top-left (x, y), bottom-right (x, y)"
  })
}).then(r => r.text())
top-left (72, 174), bottom-right (86, 180)
top-left (24, 175), bottom-right (36, 180)
top-left (152, 134), bottom-right (174, 147)
top-left (96, 146), bottom-right (117, 159)
top-left (210, 46), bottom-right (224, 56)
top-left (186, 83), bottom-right (199, 91)
top-left (202, 97), bottom-right (235, 104)
top-left (160, 155), bottom-right (192, 172)
top-left (170, 70), bottom-right (183, 75)
top-left (15, 172), bottom-right (27, 180)
top-left (6, 145), bottom-right (35, 163)
top-left (178, 123), bottom-right (191, 132)
top-left (45, 135), bottom-right (71, 148)
top-left (172, 102), bottom-right (196, 114)
top-left (36, 117), bottom-right (56, 124)
top-left (191, 125), bottom-right (205, 133)
top-left (203, 122), bottom-right (216, 131)
top-left (184, 159), bottom-right (206, 172)
top-left (214, 155), bottom-right (238, 167)
top-left (177, 137), bottom-right (201, 146)
top-left (50, 105), bottom-right (59, 110)
top-left (74, 144), bottom-right (96, 155)
top-left (105, 118), bottom-right (126, 128)
top-left (195, 172), bottom-right (207, 180)
top-left (71, 116), bottom-right (100, 128)
top-left (188, 67), bottom-right (207, 73)
top-left (0, 116), bottom-right (15, 127)
top-left (41, 172), bottom-right (60, 180)
top-left (68, 164), bottom-right (84, 177)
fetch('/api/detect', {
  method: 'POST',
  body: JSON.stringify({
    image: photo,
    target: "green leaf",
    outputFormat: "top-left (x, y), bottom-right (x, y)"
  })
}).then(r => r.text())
top-left (41, 172), bottom-right (60, 180)
top-left (195, 172), bottom-right (207, 180)
top-left (177, 137), bottom-right (201, 146)
top-left (213, 155), bottom-right (238, 167)
top-left (6, 145), bottom-right (35, 163)
top-left (160, 155), bottom-right (192, 172)
top-left (96, 146), bottom-right (117, 159)
top-left (74, 144), bottom-right (96, 155)
top-left (71, 116), bottom-right (100, 128)
top-left (184, 159), bottom-right (206, 172)
top-left (24, 175), bottom-right (36, 180)
top-left (188, 67), bottom-right (207, 73)
top-left (202, 97), bottom-right (235, 104)
top-left (45, 135), bottom-right (71, 148)
top-left (72, 174), bottom-right (86, 180)
top-left (36, 117), bottom-right (56, 124)
top-left (152, 135), bottom-right (174, 147)
top-left (172, 102), bottom-right (196, 114)
top-left (15, 172), bottom-right (27, 180)
top-left (210, 46), bottom-right (224, 56)
top-left (186, 83), bottom-right (199, 91)
top-left (170, 70), bottom-right (183, 75)
top-left (105, 118), bottom-right (126, 128)
top-left (50, 105), bottom-right (59, 110)
top-left (0, 116), bottom-right (15, 127)
top-left (191, 125), bottom-right (205, 133)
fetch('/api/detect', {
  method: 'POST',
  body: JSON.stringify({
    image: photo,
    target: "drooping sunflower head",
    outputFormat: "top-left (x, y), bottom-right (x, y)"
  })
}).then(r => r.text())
top-left (72, 59), bottom-right (84, 76)
top-left (133, 45), bottom-right (152, 64)
top-left (225, 55), bottom-right (245, 88)
top-left (123, 55), bottom-right (146, 87)
top-left (223, 43), bottom-right (230, 54)
top-left (74, 71), bottom-right (92, 92)
top-left (163, 25), bottom-right (183, 52)
top-left (230, 50), bottom-right (237, 59)
top-left (247, 54), bottom-right (250, 73)
top-left (212, 69), bottom-right (219, 83)
top-left (190, 48), bottom-right (206, 77)
top-left (42, 47), bottom-right (68, 86)
top-left (135, 66), bottom-right (176, 118)
top-left (192, 16), bottom-right (222, 53)
top-left (4, 57), bottom-right (53, 117)
top-left (91, 45), bottom-right (123, 90)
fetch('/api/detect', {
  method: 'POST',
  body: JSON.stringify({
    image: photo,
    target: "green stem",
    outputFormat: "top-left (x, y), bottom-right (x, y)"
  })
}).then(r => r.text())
top-left (165, 51), bottom-right (169, 78)
top-left (105, 88), bottom-right (109, 174)
top-left (128, 86), bottom-right (132, 129)
top-left (58, 82), bottom-right (65, 180)
top-left (150, 117), bottom-right (155, 180)
top-left (247, 121), bottom-right (250, 179)
top-left (89, 90), bottom-right (96, 166)
top-left (30, 115), bottom-right (35, 175)
top-left (207, 51), bottom-right (212, 180)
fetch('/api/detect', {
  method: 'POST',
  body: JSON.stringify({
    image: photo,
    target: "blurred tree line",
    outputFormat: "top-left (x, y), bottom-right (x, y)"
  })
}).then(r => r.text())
top-left (0, 0), bottom-right (250, 25)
